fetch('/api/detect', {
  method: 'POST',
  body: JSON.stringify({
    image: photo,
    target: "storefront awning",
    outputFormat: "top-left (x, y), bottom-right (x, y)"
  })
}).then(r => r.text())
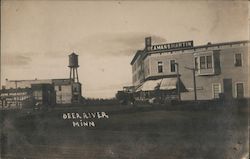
top-left (159, 78), bottom-right (177, 90)
top-left (137, 79), bottom-right (162, 91)
top-left (136, 77), bottom-right (187, 92)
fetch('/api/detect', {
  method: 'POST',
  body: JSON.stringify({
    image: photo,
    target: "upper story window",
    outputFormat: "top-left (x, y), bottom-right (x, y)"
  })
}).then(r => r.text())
top-left (200, 56), bottom-right (206, 69)
top-left (194, 51), bottom-right (220, 76)
top-left (170, 60), bottom-right (176, 72)
top-left (206, 55), bottom-right (212, 68)
top-left (235, 53), bottom-right (242, 67)
top-left (158, 61), bottom-right (163, 73)
top-left (200, 55), bottom-right (212, 69)
top-left (58, 85), bottom-right (62, 91)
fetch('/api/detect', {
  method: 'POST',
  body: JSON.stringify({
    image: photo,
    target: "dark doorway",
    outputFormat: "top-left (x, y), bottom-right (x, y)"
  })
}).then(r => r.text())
top-left (236, 83), bottom-right (244, 98)
top-left (223, 79), bottom-right (233, 99)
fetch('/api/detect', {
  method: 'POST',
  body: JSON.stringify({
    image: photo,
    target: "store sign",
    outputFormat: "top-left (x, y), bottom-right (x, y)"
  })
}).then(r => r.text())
top-left (151, 41), bottom-right (193, 51)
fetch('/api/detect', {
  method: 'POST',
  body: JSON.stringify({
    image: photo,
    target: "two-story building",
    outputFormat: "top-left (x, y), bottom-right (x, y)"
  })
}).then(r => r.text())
top-left (4, 78), bottom-right (82, 105)
top-left (131, 37), bottom-right (249, 101)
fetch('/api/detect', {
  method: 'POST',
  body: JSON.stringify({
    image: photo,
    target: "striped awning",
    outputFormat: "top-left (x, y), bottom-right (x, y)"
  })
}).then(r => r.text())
top-left (136, 77), bottom-right (187, 92)
top-left (159, 78), bottom-right (177, 90)
top-left (136, 79), bottom-right (162, 91)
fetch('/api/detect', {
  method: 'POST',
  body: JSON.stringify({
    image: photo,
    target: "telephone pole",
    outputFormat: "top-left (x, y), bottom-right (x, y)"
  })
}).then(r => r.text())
top-left (185, 66), bottom-right (197, 101)
top-left (174, 63), bottom-right (181, 101)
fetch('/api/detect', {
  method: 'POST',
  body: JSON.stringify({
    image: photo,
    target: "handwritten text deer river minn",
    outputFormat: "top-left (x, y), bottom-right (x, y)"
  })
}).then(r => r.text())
top-left (62, 112), bottom-right (109, 127)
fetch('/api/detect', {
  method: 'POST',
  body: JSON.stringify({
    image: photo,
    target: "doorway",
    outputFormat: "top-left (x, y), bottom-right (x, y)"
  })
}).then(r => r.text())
top-left (223, 79), bottom-right (233, 99)
top-left (236, 83), bottom-right (244, 98)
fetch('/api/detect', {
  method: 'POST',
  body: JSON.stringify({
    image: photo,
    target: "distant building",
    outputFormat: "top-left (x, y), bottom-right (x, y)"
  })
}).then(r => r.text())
top-left (53, 79), bottom-right (81, 104)
top-left (131, 37), bottom-right (249, 101)
top-left (4, 78), bottom-right (81, 104)
top-left (31, 83), bottom-right (56, 106)
top-left (0, 53), bottom-right (83, 108)
top-left (0, 87), bottom-right (32, 108)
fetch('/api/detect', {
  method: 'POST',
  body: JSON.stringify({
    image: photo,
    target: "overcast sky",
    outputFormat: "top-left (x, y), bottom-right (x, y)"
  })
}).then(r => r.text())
top-left (1, 0), bottom-right (248, 98)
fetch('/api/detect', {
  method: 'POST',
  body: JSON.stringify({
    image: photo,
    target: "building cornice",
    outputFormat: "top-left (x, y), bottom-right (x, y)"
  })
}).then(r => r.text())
top-left (130, 40), bottom-right (249, 65)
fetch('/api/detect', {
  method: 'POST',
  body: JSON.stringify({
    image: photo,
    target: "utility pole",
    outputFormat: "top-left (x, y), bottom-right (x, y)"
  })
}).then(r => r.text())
top-left (193, 69), bottom-right (197, 101)
top-left (14, 80), bottom-right (22, 108)
top-left (185, 66), bottom-right (197, 101)
top-left (174, 63), bottom-right (181, 101)
top-left (15, 81), bottom-right (18, 107)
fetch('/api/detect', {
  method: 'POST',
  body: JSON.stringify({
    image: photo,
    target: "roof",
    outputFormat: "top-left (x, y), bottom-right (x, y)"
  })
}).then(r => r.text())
top-left (194, 40), bottom-right (249, 49)
top-left (130, 40), bottom-right (249, 65)
top-left (130, 50), bottom-right (144, 65)
top-left (149, 40), bottom-right (248, 54)
top-left (6, 78), bottom-right (74, 86)
top-left (31, 83), bottom-right (54, 90)
top-left (7, 79), bottom-right (51, 82)
top-left (52, 79), bottom-right (73, 85)
top-left (69, 52), bottom-right (78, 56)
top-left (0, 88), bottom-right (32, 93)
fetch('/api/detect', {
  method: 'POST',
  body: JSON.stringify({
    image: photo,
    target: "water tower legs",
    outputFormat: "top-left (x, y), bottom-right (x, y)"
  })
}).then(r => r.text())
top-left (70, 68), bottom-right (79, 83)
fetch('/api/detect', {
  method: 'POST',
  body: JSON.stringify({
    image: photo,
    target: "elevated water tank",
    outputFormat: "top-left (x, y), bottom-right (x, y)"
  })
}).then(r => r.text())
top-left (68, 52), bottom-right (79, 68)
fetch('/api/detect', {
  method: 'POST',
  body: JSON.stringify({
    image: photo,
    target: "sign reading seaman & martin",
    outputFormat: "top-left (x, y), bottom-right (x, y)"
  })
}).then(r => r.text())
top-left (151, 40), bottom-right (193, 51)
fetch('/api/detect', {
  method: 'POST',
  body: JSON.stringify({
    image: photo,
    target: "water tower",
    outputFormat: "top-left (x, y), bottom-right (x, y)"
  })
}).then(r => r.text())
top-left (68, 52), bottom-right (79, 83)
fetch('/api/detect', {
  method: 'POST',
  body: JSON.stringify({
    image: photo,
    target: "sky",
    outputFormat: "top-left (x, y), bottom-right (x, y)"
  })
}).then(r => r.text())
top-left (1, 0), bottom-right (249, 98)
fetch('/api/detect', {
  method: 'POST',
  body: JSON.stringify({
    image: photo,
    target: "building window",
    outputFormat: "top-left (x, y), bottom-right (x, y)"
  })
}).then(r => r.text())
top-left (58, 85), bottom-right (62, 91)
top-left (170, 60), bottom-right (176, 72)
top-left (33, 91), bottom-right (42, 100)
top-left (199, 55), bottom-right (213, 69)
top-left (212, 83), bottom-right (221, 99)
top-left (200, 56), bottom-right (206, 69)
top-left (158, 61), bottom-right (163, 73)
top-left (206, 55), bottom-right (212, 68)
top-left (194, 57), bottom-right (198, 70)
top-left (236, 83), bottom-right (244, 98)
top-left (235, 53), bottom-right (242, 67)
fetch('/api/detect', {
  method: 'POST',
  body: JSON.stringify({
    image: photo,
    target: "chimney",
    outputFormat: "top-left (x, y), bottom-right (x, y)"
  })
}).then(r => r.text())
top-left (145, 37), bottom-right (152, 51)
